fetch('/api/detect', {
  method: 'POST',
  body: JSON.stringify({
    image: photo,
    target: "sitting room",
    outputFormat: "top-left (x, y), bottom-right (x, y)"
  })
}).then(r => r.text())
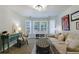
top-left (0, 5), bottom-right (79, 54)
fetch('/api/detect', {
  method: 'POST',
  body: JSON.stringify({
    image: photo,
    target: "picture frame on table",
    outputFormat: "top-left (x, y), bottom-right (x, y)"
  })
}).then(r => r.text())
top-left (62, 14), bottom-right (70, 31)
top-left (71, 11), bottom-right (79, 21)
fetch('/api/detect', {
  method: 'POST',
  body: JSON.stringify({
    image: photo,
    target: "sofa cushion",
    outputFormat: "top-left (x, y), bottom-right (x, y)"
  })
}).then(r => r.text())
top-left (65, 33), bottom-right (79, 49)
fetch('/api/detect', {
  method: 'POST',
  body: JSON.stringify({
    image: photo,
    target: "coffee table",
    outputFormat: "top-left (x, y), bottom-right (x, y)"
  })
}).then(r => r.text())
top-left (36, 38), bottom-right (50, 54)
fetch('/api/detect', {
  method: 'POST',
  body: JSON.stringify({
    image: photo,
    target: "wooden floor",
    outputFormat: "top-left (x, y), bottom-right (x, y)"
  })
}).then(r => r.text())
top-left (1, 39), bottom-right (36, 54)
top-left (1, 44), bottom-right (32, 54)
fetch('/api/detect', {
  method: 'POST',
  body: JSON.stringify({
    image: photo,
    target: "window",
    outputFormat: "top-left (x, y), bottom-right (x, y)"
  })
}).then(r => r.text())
top-left (34, 22), bottom-right (40, 31)
top-left (25, 21), bottom-right (30, 34)
top-left (25, 20), bottom-right (48, 34)
top-left (41, 22), bottom-right (47, 31)
top-left (33, 21), bottom-right (48, 32)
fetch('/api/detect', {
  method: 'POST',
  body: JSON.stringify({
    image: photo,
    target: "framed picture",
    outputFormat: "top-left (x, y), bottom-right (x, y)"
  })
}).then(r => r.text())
top-left (71, 11), bottom-right (79, 21)
top-left (76, 22), bottom-right (79, 30)
top-left (62, 15), bottom-right (70, 31)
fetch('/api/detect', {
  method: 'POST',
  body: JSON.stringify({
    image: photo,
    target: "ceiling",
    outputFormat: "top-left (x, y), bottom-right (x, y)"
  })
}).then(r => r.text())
top-left (8, 5), bottom-right (71, 18)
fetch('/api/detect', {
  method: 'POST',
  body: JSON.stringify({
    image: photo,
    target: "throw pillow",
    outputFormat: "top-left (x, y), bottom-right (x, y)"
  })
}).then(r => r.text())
top-left (57, 33), bottom-right (65, 41)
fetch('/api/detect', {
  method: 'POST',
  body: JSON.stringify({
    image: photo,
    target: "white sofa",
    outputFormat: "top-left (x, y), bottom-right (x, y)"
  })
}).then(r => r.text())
top-left (49, 37), bottom-right (67, 54)
top-left (48, 33), bottom-right (79, 54)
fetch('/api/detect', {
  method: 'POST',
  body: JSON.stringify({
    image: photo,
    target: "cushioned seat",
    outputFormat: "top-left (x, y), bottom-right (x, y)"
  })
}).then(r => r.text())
top-left (36, 38), bottom-right (50, 54)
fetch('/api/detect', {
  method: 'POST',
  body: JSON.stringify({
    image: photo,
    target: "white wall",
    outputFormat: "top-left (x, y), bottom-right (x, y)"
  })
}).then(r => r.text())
top-left (0, 6), bottom-right (26, 34)
top-left (7, 8), bottom-right (26, 33)
top-left (0, 6), bottom-right (56, 35)
top-left (49, 19), bottom-right (55, 35)
top-left (57, 5), bottom-right (79, 34)
top-left (0, 6), bottom-right (9, 32)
